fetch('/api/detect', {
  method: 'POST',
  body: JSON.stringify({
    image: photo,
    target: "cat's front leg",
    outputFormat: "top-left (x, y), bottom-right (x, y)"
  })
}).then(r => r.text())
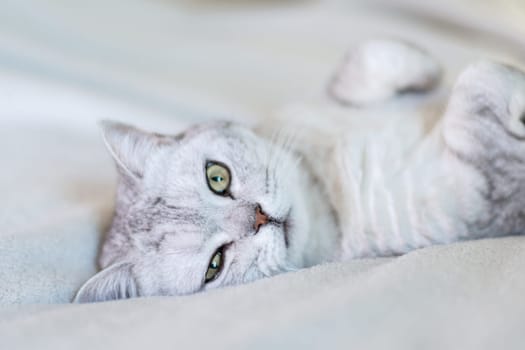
top-left (328, 39), bottom-right (442, 106)
top-left (442, 61), bottom-right (525, 238)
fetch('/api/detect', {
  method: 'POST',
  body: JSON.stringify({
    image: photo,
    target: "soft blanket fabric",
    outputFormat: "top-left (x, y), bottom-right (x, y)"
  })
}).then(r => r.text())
top-left (2, 237), bottom-right (525, 349)
top-left (1, 0), bottom-right (525, 348)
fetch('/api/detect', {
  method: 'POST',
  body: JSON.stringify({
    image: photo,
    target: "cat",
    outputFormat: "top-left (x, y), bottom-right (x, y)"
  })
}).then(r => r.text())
top-left (74, 39), bottom-right (525, 303)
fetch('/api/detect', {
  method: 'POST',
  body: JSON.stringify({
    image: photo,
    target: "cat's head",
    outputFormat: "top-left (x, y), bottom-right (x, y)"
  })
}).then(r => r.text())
top-left (74, 121), bottom-right (314, 303)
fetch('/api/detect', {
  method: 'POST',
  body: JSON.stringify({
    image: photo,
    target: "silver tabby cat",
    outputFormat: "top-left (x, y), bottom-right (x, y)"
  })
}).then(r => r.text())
top-left (75, 40), bottom-right (525, 303)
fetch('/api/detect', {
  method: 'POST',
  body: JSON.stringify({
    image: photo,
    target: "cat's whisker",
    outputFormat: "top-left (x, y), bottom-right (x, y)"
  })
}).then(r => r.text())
top-left (266, 127), bottom-right (287, 167)
top-left (266, 127), bottom-right (300, 184)
top-left (265, 128), bottom-right (292, 196)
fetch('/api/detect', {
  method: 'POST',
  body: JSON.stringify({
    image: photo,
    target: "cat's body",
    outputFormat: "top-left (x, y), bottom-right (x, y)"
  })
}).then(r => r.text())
top-left (269, 45), bottom-right (525, 261)
top-left (75, 40), bottom-right (525, 303)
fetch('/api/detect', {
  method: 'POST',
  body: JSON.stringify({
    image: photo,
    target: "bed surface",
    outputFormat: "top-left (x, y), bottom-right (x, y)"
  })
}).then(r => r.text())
top-left (1, 0), bottom-right (525, 348)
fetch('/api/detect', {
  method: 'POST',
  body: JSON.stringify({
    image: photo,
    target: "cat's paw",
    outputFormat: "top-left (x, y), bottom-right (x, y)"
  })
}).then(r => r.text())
top-left (327, 39), bottom-right (442, 106)
top-left (442, 61), bottom-right (525, 238)
top-left (444, 61), bottom-right (525, 140)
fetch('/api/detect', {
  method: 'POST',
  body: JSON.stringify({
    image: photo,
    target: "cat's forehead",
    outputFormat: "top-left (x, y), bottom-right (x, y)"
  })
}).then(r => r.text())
top-left (165, 123), bottom-right (265, 168)
top-left (143, 122), bottom-right (268, 200)
top-left (177, 122), bottom-right (256, 145)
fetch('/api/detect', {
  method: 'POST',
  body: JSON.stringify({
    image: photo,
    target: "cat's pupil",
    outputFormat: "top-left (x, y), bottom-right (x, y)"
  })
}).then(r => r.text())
top-left (206, 163), bottom-right (231, 196)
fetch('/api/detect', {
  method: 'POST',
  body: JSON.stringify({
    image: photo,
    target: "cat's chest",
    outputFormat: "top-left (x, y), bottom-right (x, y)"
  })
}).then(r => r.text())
top-left (288, 99), bottom-right (472, 258)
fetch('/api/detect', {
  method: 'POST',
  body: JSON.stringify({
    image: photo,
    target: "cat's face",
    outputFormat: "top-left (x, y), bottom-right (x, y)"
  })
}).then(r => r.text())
top-left (75, 121), bottom-right (309, 302)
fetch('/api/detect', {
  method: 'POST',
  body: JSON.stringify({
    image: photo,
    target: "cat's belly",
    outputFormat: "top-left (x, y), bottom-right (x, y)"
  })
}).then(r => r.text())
top-left (320, 125), bottom-right (476, 258)
top-left (303, 107), bottom-right (486, 259)
top-left (278, 94), bottom-right (491, 260)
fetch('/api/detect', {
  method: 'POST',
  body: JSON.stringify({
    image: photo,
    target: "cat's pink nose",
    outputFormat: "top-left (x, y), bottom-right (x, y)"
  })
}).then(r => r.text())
top-left (254, 205), bottom-right (269, 233)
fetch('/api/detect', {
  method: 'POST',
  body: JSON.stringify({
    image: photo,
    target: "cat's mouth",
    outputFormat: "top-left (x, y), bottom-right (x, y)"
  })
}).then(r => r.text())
top-left (283, 217), bottom-right (291, 247)
top-left (268, 210), bottom-right (292, 247)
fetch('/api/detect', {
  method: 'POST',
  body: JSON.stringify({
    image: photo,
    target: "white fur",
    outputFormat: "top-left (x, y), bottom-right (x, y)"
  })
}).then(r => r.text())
top-left (328, 39), bottom-right (442, 106)
top-left (75, 40), bottom-right (525, 302)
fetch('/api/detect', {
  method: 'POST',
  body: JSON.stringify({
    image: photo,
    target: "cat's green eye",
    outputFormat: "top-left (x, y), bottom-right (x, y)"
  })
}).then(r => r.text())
top-left (206, 162), bottom-right (231, 195)
top-left (205, 249), bottom-right (223, 283)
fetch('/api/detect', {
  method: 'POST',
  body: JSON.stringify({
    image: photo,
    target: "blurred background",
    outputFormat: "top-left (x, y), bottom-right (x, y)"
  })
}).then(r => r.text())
top-left (1, 0), bottom-right (525, 303)
top-left (2, 0), bottom-right (525, 127)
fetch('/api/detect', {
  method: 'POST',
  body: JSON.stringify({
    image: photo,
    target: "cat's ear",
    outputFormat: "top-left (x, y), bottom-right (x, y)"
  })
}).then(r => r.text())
top-left (73, 262), bottom-right (138, 303)
top-left (100, 120), bottom-right (170, 180)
